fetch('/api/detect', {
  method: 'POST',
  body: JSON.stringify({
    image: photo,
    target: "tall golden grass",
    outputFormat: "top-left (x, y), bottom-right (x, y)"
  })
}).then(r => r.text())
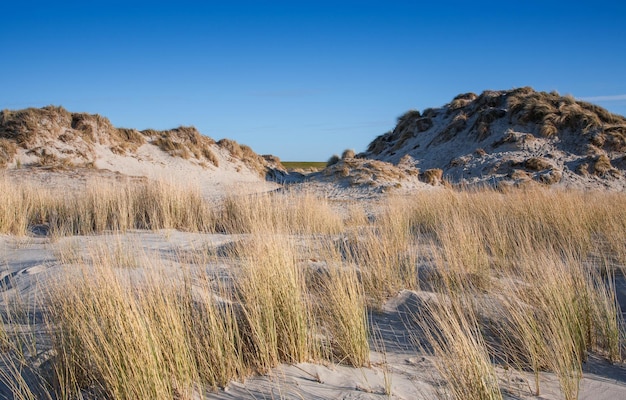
top-left (43, 232), bottom-right (370, 398)
top-left (218, 190), bottom-right (343, 234)
top-left (233, 235), bottom-right (313, 370)
top-left (0, 177), bottom-right (216, 236)
top-left (0, 178), bottom-right (349, 237)
top-left (402, 188), bottom-right (626, 399)
top-left (49, 253), bottom-right (247, 399)
top-left (418, 296), bottom-right (502, 400)
top-left (0, 181), bottom-right (625, 399)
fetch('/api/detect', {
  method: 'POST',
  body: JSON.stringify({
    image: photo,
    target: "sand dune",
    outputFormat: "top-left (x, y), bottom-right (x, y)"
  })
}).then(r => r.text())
top-left (361, 88), bottom-right (626, 190)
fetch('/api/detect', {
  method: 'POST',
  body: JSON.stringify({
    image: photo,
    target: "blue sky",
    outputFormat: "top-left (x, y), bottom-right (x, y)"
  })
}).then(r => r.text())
top-left (2, 1), bottom-right (625, 160)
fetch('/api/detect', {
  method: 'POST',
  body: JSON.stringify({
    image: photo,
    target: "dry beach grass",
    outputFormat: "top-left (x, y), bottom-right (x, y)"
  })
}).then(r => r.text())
top-left (0, 178), bottom-right (625, 399)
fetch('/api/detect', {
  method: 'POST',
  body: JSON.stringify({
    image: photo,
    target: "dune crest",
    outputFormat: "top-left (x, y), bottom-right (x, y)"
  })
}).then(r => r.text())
top-left (361, 88), bottom-right (626, 190)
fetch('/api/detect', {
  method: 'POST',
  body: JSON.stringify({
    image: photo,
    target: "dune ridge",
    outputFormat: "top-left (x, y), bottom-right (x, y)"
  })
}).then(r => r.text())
top-left (361, 87), bottom-right (626, 190)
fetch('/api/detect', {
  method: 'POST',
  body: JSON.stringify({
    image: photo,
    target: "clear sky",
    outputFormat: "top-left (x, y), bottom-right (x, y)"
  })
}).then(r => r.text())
top-left (2, 1), bottom-right (625, 161)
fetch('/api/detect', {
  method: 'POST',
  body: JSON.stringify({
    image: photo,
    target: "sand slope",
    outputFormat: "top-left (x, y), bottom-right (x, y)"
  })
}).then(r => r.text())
top-left (0, 106), bottom-right (285, 198)
top-left (362, 88), bottom-right (626, 190)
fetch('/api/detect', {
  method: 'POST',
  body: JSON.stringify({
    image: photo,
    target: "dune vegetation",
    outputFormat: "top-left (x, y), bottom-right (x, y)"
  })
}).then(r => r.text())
top-left (362, 88), bottom-right (626, 190)
top-left (0, 177), bottom-right (625, 399)
top-left (0, 106), bottom-right (284, 176)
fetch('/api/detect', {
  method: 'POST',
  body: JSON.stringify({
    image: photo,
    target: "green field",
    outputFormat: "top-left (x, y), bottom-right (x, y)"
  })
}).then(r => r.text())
top-left (281, 161), bottom-right (326, 171)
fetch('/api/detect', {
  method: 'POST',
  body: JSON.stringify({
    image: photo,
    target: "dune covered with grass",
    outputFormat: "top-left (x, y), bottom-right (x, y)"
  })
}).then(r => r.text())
top-left (361, 88), bottom-right (626, 190)
top-left (0, 106), bottom-right (287, 200)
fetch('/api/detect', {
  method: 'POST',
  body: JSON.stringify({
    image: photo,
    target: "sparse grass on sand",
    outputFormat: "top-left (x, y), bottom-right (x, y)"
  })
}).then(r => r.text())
top-left (1, 182), bottom-right (625, 399)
